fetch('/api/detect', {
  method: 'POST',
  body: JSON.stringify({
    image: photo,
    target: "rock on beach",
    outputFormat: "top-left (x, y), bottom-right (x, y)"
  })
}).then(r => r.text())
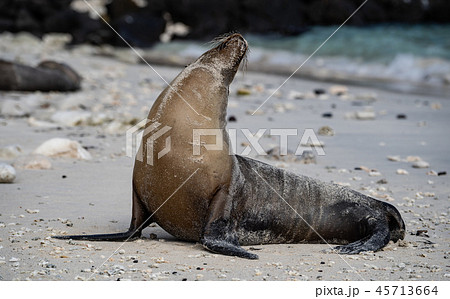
top-left (33, 138), bottom-right (92, 160)
top-left (0, 163), bottom-right (16, 183)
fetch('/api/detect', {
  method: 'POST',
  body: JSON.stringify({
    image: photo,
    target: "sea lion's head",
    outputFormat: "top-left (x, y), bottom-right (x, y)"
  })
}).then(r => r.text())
top-left (192, 33), bottom-right (248, 86)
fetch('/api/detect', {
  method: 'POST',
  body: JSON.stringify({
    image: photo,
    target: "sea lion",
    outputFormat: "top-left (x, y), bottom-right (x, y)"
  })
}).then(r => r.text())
top-left (0, 59), bottom-right (81, 91)
top-left (55, 33), bottom-right (405, 259)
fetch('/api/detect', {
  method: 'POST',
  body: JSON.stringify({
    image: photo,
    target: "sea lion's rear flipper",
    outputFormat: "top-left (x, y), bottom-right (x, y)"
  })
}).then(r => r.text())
top-left (53, 189), bottom-right (153, 242)
top-left (333, 216), bottom-right (391, 254)
top-left (332, 201), bottom-right (405, 254)
top-left (201, 188), bottom-right (258, 259)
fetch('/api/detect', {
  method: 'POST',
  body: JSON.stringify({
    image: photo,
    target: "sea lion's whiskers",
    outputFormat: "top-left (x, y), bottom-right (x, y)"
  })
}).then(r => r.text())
top-left (240, 48), bottom-right (249, 73)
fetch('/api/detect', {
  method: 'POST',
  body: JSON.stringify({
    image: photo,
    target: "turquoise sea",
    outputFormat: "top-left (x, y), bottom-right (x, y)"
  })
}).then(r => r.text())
top-left (246, 24), bottom-right (450, 63)
top-left (153, 24), bottom-right (450, 96)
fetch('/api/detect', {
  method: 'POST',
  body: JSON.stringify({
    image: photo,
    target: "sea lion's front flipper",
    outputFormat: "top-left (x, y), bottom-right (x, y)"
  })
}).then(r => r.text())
top-left (201, 236), bottom-right (258, 259)
top-left (201, 188), bottom-right (258, 259)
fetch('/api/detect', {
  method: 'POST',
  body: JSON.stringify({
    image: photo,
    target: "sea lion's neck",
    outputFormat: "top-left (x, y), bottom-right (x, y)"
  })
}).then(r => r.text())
top-left (149, 65), bottom-right (231, 128)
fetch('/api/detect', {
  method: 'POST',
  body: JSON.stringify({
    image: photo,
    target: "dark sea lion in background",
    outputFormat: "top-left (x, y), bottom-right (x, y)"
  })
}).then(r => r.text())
top-left (55, 33), bottom-right (405, 259)
top-left (0, 59), bottom-right (81, 91)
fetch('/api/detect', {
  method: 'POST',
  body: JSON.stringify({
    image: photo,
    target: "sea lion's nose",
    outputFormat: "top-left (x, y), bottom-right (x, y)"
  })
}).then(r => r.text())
top-left (226, 34), bottom-right (247, 52)
top-left (230, 34), bottom-right (247, 45)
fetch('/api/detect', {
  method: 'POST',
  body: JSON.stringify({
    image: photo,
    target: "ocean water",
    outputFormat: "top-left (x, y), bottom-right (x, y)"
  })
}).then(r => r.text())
top-left (152, 24), bottom-right (450, 96)
top-left (247, 24), bottom-right (450, 63)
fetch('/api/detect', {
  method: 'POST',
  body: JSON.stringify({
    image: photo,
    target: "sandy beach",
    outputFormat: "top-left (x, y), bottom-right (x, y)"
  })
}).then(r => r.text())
top-left (0, 33), bottom-right (449, 281)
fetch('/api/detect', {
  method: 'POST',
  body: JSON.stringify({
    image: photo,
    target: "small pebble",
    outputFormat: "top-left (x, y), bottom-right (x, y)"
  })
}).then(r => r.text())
top-left (355, 111), bottom-right (376, 120)
top-left (314, 88), bottom-right (326, 95)
top-left (227, 116), bottom-right (237, 122)
top-left (406, 156), bottom-right (421, 162)
top-left (396, 114), bottom-right (407, 119)
top-left (430, 103), bottom-right (441, 110)
top-left (288, 90), bottom-right (304, 100)
top-left (318, 126), bottom-right (334, 136)
top-left (329, 85), bottom-right (348, 96)
top-left (355, 166), bottom-right (369, 171)
top-left (273, 103), bottom-right (285, 113)
top-left (369, 171), bottom-right (382, 177)
top-left (301, 140), bottom-right (325, 147)
top-left (246, 109), bottom-right (264, 116)
top-left (415, 230), bottom-right (428, 237)
top-left (356, 92), bottom-right (378, 101)
top-left (396, 169), bottom-right (409, 175)
top-left (321, 112), bottom-right (333, 118)
top-left (387, 155), bottom-right (401, 162)
top-left (412, 161), bottom-right (429, 168)
top-left (0, 163), bottom-right (16, 183)
top-left (236, 88), bottom-right (251, 96)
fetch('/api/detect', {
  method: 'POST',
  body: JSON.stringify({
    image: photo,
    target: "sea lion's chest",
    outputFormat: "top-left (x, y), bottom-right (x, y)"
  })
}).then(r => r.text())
top-left (133, 71), bottom-right (231, 241)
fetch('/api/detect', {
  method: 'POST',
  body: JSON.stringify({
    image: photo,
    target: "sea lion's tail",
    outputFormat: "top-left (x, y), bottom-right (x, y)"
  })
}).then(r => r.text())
top-left (383, 202), bottom-right (406, 242)
top-left (53, 230), bottom-right (139, 242)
